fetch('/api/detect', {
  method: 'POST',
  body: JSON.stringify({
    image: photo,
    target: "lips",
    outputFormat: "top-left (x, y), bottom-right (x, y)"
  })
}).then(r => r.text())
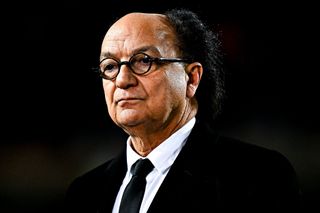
top-left (115, 97), bottom-right (143, 106)
top-left (116, 97), bottom-right (138, 103)
top-left (114, 90), bottom-right (144, 105)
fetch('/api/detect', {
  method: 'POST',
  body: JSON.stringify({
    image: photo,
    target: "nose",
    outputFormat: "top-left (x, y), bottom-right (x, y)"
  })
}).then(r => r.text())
top-left (115, 62), bottom-right (138, 89)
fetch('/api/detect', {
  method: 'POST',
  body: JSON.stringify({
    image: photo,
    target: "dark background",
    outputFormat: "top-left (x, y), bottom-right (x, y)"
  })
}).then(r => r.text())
top-left (1, 1), bottom-right (319, 212)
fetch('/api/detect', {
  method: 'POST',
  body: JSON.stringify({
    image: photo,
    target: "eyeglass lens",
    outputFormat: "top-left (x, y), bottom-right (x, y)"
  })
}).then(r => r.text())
top-left (99, 53), bottom-right (152, 79)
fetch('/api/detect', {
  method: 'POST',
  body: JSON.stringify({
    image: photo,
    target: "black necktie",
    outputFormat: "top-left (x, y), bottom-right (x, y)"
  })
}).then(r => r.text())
top-left (119, 158), bottom-right (154, 213)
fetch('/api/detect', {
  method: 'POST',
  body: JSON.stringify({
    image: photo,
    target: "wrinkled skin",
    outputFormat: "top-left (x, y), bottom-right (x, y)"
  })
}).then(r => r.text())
top-left (100, 13), bottom-right (203, 156)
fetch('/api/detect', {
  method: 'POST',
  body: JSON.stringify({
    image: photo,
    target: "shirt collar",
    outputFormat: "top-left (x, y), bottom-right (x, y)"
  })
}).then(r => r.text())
top-left (126, 117), bottom-right (196, 174)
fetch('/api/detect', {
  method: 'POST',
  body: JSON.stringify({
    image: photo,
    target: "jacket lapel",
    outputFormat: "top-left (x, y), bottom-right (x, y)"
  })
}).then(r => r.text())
top-left (97, 147), bottom-right (127, 213)
top-left (148, 122), bottom-right (220, 212)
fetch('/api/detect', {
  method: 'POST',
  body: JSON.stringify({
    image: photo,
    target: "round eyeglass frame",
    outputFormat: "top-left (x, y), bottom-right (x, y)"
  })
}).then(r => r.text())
top-left (97, 52), bottom-right (191, 80)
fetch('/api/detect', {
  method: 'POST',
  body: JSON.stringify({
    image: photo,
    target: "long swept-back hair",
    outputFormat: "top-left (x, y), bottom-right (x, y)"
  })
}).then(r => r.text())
top-left (165, 8), bottom-right (225, 127)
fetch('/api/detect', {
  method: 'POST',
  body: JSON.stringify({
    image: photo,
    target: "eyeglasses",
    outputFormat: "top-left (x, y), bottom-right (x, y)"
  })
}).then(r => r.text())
top-left (97, 52), bottom-right (191, 80)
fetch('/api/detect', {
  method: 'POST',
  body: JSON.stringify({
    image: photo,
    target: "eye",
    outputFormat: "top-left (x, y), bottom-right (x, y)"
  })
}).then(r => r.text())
top-left (130, 53), bottom-right (152, 72)
top-left (141, 56), bottom-right (152, 64)
top-left (132, 54), bottom-right (151, 64)
top-left (104, 64), bottom-right (116, 71)
top-left (100, 59), bottom-right (118, 73)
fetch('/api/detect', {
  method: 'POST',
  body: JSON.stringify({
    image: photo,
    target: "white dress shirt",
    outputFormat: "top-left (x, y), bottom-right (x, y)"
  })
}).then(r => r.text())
top-left (112, 117), bottom-right (196, 213)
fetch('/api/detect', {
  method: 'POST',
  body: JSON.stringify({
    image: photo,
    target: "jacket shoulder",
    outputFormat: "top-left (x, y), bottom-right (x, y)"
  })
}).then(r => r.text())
top-left (63, 152), bottom-right (127, 213)
top-left (215, 135), bottom-right (294, 169)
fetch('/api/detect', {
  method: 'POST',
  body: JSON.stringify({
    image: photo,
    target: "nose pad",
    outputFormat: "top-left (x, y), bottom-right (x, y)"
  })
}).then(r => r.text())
top-left (118, 61), bottom-right (132, 72)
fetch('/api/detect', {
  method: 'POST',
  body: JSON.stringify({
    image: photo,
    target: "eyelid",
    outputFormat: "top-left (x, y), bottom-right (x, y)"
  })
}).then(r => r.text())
top-left (99, 51), bottom-right (159, 64)
top-left (99, 56), bottom-right (119, 64)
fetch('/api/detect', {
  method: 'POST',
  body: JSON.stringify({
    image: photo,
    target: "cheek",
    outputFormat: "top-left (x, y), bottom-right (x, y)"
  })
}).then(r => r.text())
top-left (166, 70), bottom-right (187, 98)
top-left (150, 71), bottom-right (187, 107)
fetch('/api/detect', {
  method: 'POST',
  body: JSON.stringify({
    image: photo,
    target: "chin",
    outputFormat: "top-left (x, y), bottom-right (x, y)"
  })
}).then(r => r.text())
top-left (117, 109), bottom-right (142, 122)
top-left (117, 117), bottom-right (143, 127)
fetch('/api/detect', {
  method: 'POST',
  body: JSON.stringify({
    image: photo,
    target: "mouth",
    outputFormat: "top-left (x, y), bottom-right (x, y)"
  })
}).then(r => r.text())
top-left (116, 97), bottom-right (137, 103)
top-left (116, 98), bottom-right (142, 106)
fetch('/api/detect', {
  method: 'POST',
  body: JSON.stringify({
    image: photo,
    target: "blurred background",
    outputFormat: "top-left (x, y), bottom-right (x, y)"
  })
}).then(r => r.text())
top-left (1, 1), bottom-right (319, 212)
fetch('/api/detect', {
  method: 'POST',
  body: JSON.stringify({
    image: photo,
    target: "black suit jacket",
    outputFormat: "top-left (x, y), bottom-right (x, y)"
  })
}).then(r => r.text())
top-left (64, 121), bottom-right (301, 212)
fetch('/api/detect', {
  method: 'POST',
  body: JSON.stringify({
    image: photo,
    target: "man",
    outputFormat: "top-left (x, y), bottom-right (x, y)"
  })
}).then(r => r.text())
top-left (64, 8), bottom-right (301, 212)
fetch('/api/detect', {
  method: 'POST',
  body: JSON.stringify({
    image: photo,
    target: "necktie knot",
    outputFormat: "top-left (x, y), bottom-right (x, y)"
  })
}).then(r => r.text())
top-left (131, 158), bottom-right (154, 177)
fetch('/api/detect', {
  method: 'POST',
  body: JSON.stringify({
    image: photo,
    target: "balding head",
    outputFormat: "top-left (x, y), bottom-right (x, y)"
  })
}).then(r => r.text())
top-left (100, 12), bottom-right (179, 60)
top-left (111, 12), bottom-right (166, 31)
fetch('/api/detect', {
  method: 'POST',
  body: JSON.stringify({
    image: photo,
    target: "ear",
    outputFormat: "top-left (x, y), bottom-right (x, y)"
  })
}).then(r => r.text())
top-left (185, 62), bottom-right (203, 98)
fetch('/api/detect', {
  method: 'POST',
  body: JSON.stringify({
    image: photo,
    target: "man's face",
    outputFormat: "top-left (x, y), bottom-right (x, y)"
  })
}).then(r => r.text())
top-left (100, 13), bottom-right (189, 133)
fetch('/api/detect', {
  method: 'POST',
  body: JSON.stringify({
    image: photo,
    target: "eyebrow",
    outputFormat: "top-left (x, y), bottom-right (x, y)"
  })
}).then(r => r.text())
top-left (99, 45), bottom-right (161, 61)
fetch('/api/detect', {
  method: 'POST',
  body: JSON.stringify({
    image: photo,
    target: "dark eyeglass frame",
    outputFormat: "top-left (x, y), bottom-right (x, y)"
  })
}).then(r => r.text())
top-left (96, 52), bottom-right (191, 80)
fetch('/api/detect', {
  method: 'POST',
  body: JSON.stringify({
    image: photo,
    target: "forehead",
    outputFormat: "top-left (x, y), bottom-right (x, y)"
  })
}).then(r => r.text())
top-left (101, 13), bottom-right (176, 57)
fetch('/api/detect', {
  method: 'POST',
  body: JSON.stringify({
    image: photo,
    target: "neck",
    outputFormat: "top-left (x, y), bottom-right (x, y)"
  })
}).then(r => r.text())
top-left (128, 101), bottom-right (197, 157)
